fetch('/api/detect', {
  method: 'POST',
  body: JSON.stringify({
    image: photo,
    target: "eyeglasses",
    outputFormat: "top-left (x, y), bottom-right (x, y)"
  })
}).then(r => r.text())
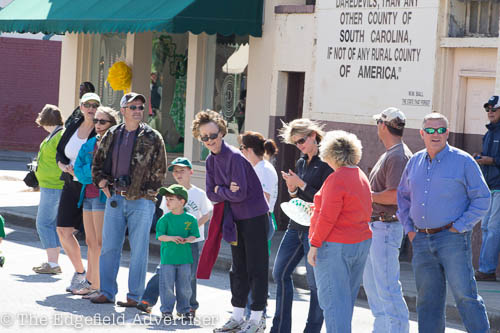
top-left (293, 135), bottom-right (309, 146)
top-left (82, 102), bottom-right (99, 109)
top-left (200, 132), bottom-right (219, 142)
top-left (376, 119), bottom-right (384, 125)
top-left (423, 127), bottom-right (447, 135)
top-left (239, 144), bottom-right (246, 151)
top-left (485, 107), bottom-right (499, 113)
top-left (125, 105), bottom-right (145, 111)
top-left (93, 119), bottom-right (112, 125)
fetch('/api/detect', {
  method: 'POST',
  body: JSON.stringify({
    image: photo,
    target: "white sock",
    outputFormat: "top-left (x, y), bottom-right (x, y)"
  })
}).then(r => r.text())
top-left (249, 311), bottom-right (263, 323)
top-left (231, 307), bottom-right (245, 321)
top-left (48, 262), bottom-right (59, 268)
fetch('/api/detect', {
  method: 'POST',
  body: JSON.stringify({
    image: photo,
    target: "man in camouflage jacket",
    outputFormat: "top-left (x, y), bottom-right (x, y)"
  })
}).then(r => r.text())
top-left (91, 92), bottom-right (167, 306)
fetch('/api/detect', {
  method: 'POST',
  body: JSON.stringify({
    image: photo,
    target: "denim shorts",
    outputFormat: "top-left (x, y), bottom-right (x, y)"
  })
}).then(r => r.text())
top-left (82, 197), bottom-right (106, 211)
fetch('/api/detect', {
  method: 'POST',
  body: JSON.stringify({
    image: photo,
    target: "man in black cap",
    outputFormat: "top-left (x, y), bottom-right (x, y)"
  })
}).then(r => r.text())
top-left (474, 95), bottom-right (500, 281)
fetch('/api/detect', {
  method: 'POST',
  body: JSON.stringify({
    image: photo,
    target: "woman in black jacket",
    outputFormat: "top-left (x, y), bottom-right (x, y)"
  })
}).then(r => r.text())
top-left (55, 93), bottom-right (98, 294)
top-left (270, 118), bottom-right (333, 333)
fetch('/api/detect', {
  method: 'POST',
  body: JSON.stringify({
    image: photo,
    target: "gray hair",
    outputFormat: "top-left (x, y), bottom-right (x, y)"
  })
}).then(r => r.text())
top-left (422, 112), bottom-right (449, 128)
top-left (319, 130), bottom-right (363, 167)
top-left (278, 118), bottom-right (325, 144)
top-left (96, 106), bottom-right (120, 127)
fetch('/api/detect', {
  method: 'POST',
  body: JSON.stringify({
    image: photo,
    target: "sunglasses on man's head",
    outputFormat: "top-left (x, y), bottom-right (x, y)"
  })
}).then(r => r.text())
top-left (125, 105), bottom-right (145, 111)
top-left (485, 107), bottom-right (499, 113)
top-left (423, 127), bottom-right (447, 135)
top-left (239, 144), bottom-right (246, 151)
top-left (83, 102), bottom-right (99, 109)
top-left (200, 132), bottom-right (219, 142)
top-left (93, 119), bottom-right (112, 125)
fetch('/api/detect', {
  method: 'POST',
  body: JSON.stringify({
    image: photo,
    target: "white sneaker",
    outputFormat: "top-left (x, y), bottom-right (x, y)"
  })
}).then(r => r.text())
top-left (66, 271), bottom-right (85, 292)
top-left (237, 319), bottom-right (265, 333)
top-left (214, 317), bottom-right (245, 332)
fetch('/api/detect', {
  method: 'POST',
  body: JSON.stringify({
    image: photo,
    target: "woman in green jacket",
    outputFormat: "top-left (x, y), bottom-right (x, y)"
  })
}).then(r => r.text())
top-left (32, 105), bottom-right (65, 274)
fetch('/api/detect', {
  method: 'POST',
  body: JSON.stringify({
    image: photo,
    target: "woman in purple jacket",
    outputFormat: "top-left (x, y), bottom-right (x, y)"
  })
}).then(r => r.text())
top-left (192, 110), bottom-right (269, 333)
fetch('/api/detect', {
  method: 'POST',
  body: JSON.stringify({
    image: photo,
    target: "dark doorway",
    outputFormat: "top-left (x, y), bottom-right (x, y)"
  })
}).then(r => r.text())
top-left (273, 72), bottom-right (305, 230)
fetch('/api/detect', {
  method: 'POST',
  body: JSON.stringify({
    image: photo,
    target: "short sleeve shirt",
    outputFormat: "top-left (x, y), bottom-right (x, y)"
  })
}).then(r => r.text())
top-left (254, 160), bottom-right (279, 212)
top-left (369, 142), bottom-right (412, 217)
top-left (156, 212), bottom-right (200, 265)
top-left (160, 185), bottom-right (213, 242)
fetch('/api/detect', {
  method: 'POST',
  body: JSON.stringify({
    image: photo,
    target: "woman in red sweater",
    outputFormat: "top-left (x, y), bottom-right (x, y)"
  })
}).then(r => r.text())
top-left (307, 130), bottom-right (372, 333)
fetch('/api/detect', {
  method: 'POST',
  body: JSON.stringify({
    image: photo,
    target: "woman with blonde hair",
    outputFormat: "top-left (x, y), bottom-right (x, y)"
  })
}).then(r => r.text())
top-left (307, 130), bottom-right (373, 333)
top-left (271, 118), bottom-right (332, 333)
top-left (72, 106), bottom-right (119, 297)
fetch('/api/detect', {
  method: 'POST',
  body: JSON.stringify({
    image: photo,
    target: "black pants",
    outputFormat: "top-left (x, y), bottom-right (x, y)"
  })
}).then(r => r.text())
top-left (230, 213), bottom-right (269, 311)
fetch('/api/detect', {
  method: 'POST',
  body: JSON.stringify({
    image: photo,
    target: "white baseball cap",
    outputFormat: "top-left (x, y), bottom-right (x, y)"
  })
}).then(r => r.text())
top-left (373, 107), bottom-right (406, 129)
top-left (80, 93), bottom-right (101, 104)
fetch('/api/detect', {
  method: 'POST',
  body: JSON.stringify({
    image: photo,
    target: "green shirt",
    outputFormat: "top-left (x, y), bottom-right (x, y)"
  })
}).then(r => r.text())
top-left (35, 129), bottom-right (64, 189)
top-left (156, 211), bottom-right (200, 265)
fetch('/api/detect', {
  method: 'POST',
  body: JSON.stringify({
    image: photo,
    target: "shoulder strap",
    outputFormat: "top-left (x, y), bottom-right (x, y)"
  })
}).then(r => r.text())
top-left (47, 126), bottom-right (63, 141)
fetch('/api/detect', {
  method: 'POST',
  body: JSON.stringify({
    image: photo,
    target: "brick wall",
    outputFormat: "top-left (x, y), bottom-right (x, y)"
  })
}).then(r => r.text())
top-left (0, 37), bottom-right (61, 152)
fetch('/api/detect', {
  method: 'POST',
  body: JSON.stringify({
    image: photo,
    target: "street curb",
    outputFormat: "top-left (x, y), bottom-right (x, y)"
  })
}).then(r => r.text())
top-left (2, 209), bottom-right (499, 330)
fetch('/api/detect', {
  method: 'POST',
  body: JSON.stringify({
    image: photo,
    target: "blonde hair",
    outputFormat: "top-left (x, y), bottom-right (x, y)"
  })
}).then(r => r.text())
top-left (191, 110), bottom-right (227, 139)
top-left (319, 130), bottom-right (362, 167)
top-left (278, 118), bottom-right (325, 144)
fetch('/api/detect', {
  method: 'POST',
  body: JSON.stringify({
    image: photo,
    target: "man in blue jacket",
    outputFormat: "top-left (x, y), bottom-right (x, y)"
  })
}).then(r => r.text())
top-left (475, 95), bottom-right (500, 281)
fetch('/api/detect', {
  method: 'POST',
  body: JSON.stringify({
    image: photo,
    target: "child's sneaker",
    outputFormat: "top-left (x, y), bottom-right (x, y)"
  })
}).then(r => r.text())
top-left (136, 300), bottom-right (152, 314)
top-left (162, 312), bottom-right (173, 321)
top-left (214, 317), bottom-right (245, 332)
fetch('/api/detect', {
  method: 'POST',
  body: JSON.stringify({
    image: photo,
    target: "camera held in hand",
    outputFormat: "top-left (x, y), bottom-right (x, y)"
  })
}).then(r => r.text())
top-left (114, 175), bottom-right (131, 188)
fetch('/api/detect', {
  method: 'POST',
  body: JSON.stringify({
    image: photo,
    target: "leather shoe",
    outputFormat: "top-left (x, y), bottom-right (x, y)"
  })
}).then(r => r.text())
top-left (90, 294), bottom-right (114, 304)
top-left (117, 298), bottom-right (138, 307)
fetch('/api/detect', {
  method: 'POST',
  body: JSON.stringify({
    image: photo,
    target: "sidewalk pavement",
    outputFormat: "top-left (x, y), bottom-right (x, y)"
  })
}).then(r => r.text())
top-left (1, 169), bottom-right (500, 330)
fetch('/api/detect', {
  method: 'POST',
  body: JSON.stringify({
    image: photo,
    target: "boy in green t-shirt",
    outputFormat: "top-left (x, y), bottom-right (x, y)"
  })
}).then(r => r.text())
top-left (0, 215), bottom-right (6, 267)
top-left (156, 184), bottom-right (200, 320)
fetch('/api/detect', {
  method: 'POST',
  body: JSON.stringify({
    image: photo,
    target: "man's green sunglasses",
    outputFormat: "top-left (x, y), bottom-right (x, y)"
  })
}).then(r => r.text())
top-left (423, 127), bottom-right (447, 134)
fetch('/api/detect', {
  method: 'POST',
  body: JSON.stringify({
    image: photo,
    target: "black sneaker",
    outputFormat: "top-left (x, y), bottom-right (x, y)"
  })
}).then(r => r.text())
top-left (136, 300), bottom-right (152, 314)
top-left (162, 312), bottom-right (173, 321)
top-left (0, 256), bottom-right (5, 267)
top-left (177, 312), bottom-right (194, 320)
top-left (475, 271), bottom-right (497, 281)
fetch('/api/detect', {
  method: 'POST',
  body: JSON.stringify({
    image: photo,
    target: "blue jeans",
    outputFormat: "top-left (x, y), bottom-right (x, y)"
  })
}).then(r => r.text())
top-left (141, 242), bottom-right (200, 309)
top-left (190, 241), bottom-right (200, 310)
top-left (363, 222), bottom-right (409, 333)
top-left (36, 187), bottom-right (62, 249)
top-left (479, 191), bottom-right (500, 274)
top-left (271, 228), bottom-right (324, 333)
top-left (412, 230), bottom-right (489, 333)
top-left (314, 239), bottom-right (371, 333)
top-left (99, 195), bottom-right (154, 302)
top-left (159, 263), bottom-right (192, 314)
top-left (82, 196), bottom-right (106, 211)
top-left (141, 265), bottom-right (160, 306)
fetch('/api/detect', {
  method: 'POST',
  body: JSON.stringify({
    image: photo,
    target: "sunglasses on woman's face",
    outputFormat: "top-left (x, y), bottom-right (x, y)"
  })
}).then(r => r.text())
top-left (293, 135), bottom-right (309, 146)
top-left (423, 127), bottom-right (447, 135)
top-left (93, 119), bottom-right (112, 125)
top-left (83, 102), bottom-right (99, 109)
top-left (485, 107), bottom-right (499, 113)
top-left (200, 132), bottom-right (219, 142)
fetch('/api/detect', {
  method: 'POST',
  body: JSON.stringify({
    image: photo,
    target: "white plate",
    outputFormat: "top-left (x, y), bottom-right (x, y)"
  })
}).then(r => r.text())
top-left (280, 198), bottom-right (312, 226)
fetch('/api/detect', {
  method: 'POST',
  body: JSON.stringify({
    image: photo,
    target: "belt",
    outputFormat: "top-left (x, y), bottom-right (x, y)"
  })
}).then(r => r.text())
top-left (371, 215), bottom-right (398, 223)
top-left (415, 222), bottom-right (453, 234)
top-left (115, 190), bottom-right (127, 196)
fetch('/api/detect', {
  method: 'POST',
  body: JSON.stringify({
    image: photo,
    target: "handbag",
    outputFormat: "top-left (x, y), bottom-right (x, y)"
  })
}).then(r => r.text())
top-left (23, 160), bottom-right (38, 188)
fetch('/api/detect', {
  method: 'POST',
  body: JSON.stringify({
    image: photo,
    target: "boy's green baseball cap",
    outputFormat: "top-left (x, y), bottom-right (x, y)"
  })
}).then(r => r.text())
top-left (168, 157), bottom-right (193, 171)
top-left (158, 184), bottom-right (188, 202)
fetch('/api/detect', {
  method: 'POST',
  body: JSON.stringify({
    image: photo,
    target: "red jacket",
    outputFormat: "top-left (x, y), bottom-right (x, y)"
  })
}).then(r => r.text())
top-left (309, 166), bottom-right (372, 247)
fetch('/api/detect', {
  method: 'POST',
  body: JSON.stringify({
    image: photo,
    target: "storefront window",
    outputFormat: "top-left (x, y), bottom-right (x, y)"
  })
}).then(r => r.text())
top-left (89, 33), bottom-right (127, 111)
top-left (150, 32), bottom-right (189, 153)
top-left (199, 34), bottom-right (249, 160)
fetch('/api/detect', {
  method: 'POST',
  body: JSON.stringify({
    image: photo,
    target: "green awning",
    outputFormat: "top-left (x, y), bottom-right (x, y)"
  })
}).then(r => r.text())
top-left (0, 0), bottom-right (263, 37)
